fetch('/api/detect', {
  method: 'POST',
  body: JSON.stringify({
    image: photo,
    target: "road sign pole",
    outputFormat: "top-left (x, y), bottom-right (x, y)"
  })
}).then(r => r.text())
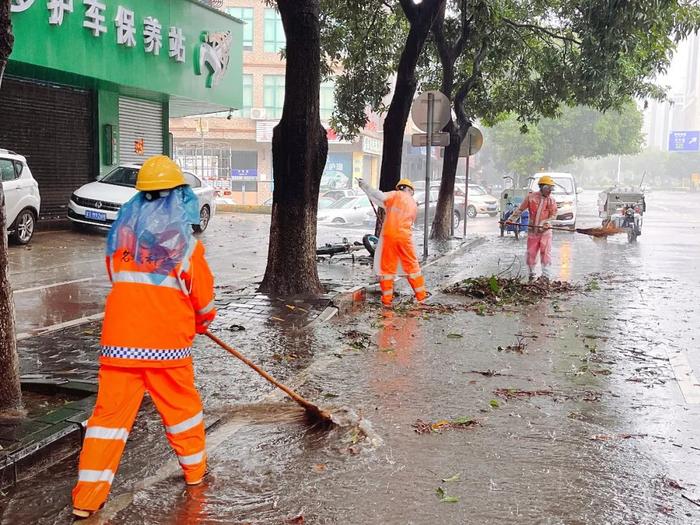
top-left (423, 92), bottom-right (434, 259)
top-left (462, 133), bottom-right (472, 239)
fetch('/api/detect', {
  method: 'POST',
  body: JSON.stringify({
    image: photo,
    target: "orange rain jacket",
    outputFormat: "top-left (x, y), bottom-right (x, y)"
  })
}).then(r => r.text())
top-left (100, 240), bottom-right (216, 368)
top-left (381, 191), bottom-right (418, 241)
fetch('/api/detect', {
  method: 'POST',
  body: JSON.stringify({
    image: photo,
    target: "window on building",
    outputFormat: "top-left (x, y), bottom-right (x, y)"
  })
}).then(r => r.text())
top-left (264, 8), bottom-right (285, 53)
top-left (320, 80), bottom-right (335, 122)
top-left (227, 7), bottom-right (254, 50)
top-left (233, 74), bottom-right (253, 118)
top-left (263, 75), bottom-right (285, 119)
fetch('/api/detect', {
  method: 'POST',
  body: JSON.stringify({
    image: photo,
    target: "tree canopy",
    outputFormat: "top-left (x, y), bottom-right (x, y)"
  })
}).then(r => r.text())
top-left (480, 102), bottom-right (644, 180)
top-left (324, 0), bottom-right (699, 137)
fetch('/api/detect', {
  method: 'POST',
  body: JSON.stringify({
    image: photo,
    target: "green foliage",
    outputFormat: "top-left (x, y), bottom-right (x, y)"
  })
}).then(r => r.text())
top-left (481, 102), bottom-right (644, 177)
top-left (319, 0), bottom-right (407, 138)
top-left (321, 0), bottom-right (699, 140)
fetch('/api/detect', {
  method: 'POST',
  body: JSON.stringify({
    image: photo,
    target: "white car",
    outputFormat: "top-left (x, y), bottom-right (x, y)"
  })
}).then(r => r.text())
top-left (528, 172), bottom-right (582, 228)
top-left (68, 165), bottom-right (216, 233)
top-left (0, 149), bottom-right (41, 244)
top-left (317, 195), bottom-right (374, 225)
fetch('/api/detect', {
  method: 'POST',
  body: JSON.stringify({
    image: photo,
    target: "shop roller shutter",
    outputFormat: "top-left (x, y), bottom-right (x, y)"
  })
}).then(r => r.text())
top-left (0, 76), bottom-right (95, 221)
top-left (118, 97), bottom-right (163, 165)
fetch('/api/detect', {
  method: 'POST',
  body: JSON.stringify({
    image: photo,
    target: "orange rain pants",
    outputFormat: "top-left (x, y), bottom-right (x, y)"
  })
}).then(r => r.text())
top-left (376, 191), bottom-right (427, 307)
top-left (72, 364), bottom-right (206, 512)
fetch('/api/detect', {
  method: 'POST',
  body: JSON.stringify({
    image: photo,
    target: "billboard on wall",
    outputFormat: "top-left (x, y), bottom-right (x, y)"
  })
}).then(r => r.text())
top-left (321, 153), bottom-right (353, 189)
top-left (9, 0), bottom-right (243, 109)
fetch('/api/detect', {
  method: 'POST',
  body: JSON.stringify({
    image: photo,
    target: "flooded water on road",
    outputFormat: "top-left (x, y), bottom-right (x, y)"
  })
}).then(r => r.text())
top-left (2, 191), bottom-right (699, 524)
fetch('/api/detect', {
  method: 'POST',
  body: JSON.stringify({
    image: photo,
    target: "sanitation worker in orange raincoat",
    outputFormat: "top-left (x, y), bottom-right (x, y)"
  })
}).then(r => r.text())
top-left (507, 174), bottom-right (558, 282)
top-left (358, 178), bottom-right (427, 307)
top-left (72, 156), bottom-right (216, 519)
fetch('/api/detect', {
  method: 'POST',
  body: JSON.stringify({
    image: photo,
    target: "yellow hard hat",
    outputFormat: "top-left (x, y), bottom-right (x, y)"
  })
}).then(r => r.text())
top-left (396, 178), bottom-right (415, 191)
top-left (538, 175), bottom-right (555, 187)
top-left (135, 155), bottom-right (186, 192)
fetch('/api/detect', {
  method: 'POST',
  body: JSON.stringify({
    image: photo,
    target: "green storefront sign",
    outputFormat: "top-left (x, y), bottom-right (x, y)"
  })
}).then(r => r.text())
top-left (9, 0), bottom-right (243, 111)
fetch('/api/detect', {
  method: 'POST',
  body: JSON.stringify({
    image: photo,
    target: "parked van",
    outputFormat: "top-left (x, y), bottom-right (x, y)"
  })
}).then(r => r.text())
top-left (528, 172), bottom-right (582, 228)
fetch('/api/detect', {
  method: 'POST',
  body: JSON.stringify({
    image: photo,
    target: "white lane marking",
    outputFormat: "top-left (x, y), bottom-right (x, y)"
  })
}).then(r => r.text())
top-left (667, 350), bottom-right (700, 405)
top-left (13, 277), bottom-right (96, 294)
top-left (9, 257), bottom-right (106, 276)
top-left (16, 313), bottom-right (105, 341)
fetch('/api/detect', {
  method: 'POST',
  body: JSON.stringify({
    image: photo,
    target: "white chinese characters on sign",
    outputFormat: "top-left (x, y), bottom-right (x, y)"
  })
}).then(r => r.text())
top-left (168, 27), bottom-right (186, 63)
top-left (114, 5), bottom-right (136, 47)
top-left (48, 0), bottom-right (73, 26)
top-left (83, 0), bottom-right (106, 37)
top-left (11, 0), bottom-right (36, 13)
top-left (143, 17), bottom-right (163, 55)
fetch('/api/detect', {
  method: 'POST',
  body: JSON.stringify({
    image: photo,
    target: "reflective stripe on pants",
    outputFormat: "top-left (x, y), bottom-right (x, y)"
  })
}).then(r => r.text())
top-left (379, 277), bottom-right (394, 306)
top-left (407, 274), bottom-right (427, 302)
top-left (72, 365), bottom-right (206, 511)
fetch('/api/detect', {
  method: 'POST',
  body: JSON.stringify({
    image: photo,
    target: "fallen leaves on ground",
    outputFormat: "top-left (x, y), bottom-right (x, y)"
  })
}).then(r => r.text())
top-left (313, 463), bottom-right (327, 473)
top-left (498, 336), bottom-right (528, 354)
top-left (442, 473), bottom-right (460, 483)
top-left (663, 477), bottom-right (685, 490)
top-left (494, 388), bottom-right (554, 400)
top-left (469, 369), bottom-right (509, 377)
top-left (589, 433), bottom-right (647, 441)
top-left (342, 330), bottom-right (373, 351)
top-left (435, 487), bottom-right (460, 503)
top-left (443, 276), bottom-right (580, 312)
top-left (413, 417), bottom-right (480, 434)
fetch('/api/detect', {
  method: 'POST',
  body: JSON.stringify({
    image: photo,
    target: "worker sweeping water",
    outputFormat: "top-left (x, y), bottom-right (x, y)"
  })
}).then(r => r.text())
top-left (358, 178), bottom-right (427, 307)
top-left (506, 175), bottom-right (559, 282)
top-left (71, 155), bottom-right (216, 519)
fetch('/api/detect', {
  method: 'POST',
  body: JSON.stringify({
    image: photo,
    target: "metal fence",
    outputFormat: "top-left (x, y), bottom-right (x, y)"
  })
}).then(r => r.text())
top-left (173, 141), bottom-right (273, 206)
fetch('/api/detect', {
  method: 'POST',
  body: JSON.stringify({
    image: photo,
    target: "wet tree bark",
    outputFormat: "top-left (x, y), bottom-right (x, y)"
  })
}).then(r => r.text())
top-left (430, 6), bottom-right (487, 240)
top-left (259, 0), bottom-right (328, 296)
top-left (431, 120), bottom-right (467, 239)
top-left (378, 0), bottom-right (446, 192)
top-left (0, 0), bottom-right (21, 413)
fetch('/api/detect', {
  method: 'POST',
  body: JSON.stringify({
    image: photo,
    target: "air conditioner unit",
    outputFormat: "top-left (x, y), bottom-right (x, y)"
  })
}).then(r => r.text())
top-left (250, 108), bottom-right (267, 120)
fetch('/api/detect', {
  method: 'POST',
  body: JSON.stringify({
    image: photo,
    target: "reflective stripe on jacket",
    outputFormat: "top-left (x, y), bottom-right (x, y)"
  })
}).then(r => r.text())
top-left (100, 240), bottom-right (216, 368)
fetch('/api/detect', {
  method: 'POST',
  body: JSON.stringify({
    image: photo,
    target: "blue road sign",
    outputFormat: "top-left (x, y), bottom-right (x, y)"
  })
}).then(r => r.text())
top-left (669, 131), bottom-right (699, 152)
top-left (231, 169), bottom-right (258, 178)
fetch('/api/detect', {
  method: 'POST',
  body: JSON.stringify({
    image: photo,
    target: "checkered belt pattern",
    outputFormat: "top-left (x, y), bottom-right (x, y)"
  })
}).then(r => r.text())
top-left (101, 346), bottom-right (192, 360)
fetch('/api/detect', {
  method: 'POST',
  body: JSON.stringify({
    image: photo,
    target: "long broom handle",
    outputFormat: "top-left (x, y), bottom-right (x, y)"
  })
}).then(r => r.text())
top-left (499, 220), bottom-right (572, 233)
top-left (205, 331), bottom-right (319, 413)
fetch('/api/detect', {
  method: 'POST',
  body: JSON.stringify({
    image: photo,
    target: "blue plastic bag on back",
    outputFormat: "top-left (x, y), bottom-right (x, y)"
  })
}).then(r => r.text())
top-left (106, 187), bottom-right (200, 284)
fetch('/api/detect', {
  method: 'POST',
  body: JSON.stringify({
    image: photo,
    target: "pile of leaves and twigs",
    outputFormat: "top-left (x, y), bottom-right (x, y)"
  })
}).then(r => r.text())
top-left (498, 336), bottom-right (528, 354)
top-left (341, 329), bottom-right (374, 351)
top-left (412, 417), bottom-right (480, 434)
top-left (443, 276), bottom-right (580, 313)
top-left (493, 388), bottom-right (554, 400)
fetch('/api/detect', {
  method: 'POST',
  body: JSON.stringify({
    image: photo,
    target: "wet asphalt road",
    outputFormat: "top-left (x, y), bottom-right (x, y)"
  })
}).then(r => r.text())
top-left (2, 191), bottom-right (700, 524)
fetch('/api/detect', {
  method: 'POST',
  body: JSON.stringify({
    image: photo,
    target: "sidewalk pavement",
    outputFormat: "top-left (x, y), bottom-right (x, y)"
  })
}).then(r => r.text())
top-left (2, 228), bottom-right (476, 490)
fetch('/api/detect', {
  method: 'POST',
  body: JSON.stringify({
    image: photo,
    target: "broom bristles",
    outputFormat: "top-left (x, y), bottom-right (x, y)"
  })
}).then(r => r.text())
top-left (576, 226), bottom-right (625, 237)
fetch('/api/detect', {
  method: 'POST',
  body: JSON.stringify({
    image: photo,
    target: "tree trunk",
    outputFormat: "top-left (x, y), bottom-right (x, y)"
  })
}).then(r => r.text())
top-left (378, 0), bottom-right (445, 192)
top-left (430, 120), bottom-right (467, 239)
top-left (0, 0), bottom-right (21, 413)
top-left (259, 0), bottom-right (328, 297)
